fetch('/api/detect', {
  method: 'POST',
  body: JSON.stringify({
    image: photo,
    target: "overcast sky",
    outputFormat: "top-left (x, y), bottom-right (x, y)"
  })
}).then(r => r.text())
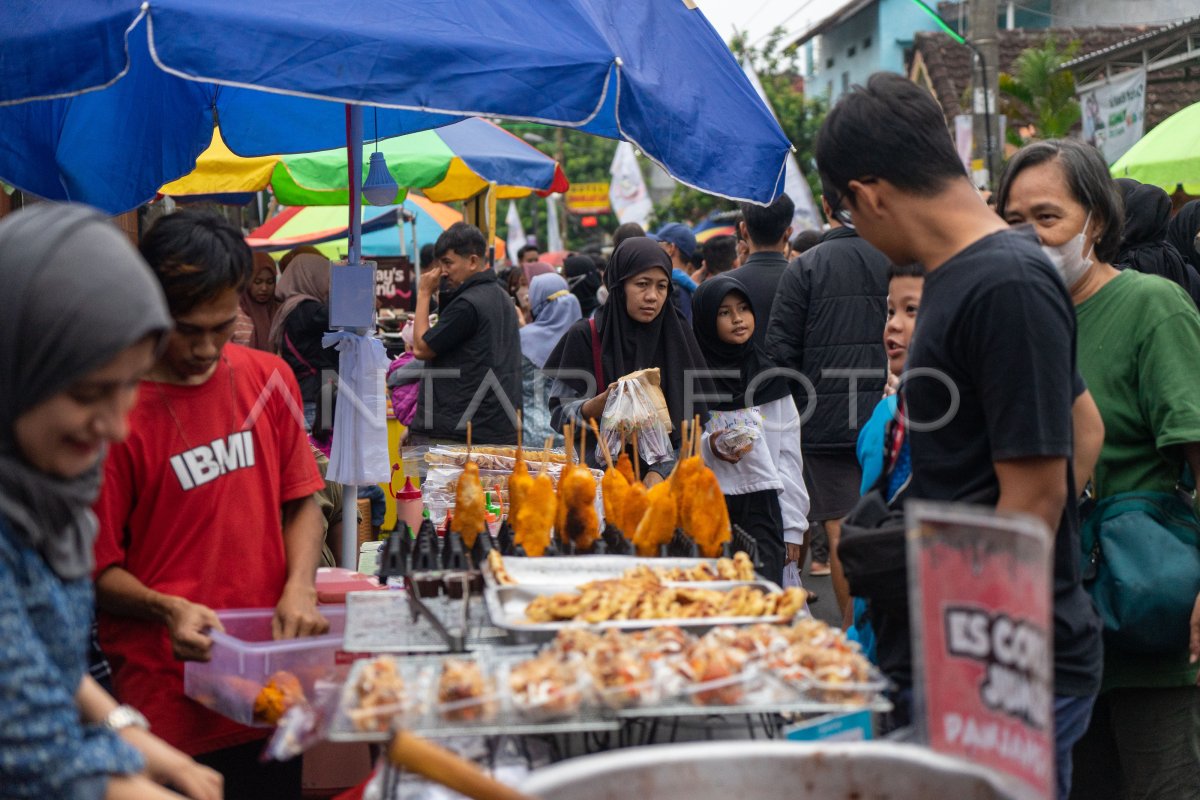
top-left (693, 0), bottom-right (822, 49)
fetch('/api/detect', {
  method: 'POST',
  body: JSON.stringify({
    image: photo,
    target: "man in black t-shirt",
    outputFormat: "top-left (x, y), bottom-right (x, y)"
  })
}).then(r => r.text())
top-left (816, 74), bottom-right (1102, 800)
top-left (411, 223), bottom-right (522, 444)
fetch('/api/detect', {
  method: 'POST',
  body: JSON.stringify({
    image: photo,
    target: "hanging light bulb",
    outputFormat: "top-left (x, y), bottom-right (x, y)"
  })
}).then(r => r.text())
top-left (362, 150), bottom-right (399, 206)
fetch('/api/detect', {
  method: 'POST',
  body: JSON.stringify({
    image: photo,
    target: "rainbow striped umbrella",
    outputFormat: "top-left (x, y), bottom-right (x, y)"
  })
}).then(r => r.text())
top-left (162, 118), bottom-right (567, 204)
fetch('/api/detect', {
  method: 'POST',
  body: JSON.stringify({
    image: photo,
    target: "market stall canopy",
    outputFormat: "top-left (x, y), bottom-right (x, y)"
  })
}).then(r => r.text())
top-left (0, 1), bottom-right (792, 214)
top-left (161, 118), bottom-right (569, 204)
top-left (246, 196), bottom-right (507, 260)
top-left (1110, 101), bottom-right (1200, 195)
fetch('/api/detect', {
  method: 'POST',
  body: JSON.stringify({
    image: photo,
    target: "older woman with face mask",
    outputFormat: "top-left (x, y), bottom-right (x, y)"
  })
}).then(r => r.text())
top-left (998, 139), bottom-right (1200, 800)
top-left (0, 205), bottom-right (221, 800)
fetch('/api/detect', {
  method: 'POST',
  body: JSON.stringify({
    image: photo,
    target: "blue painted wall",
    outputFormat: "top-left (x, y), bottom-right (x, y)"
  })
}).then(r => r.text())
top-left (805, 0), bottom-right (941, 101)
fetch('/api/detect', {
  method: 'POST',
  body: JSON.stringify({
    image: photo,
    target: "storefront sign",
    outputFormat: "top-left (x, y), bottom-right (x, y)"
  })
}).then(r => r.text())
top-left (784, 709), bottom-right (873, 742)
top-left (369, 255), bottom-right (415, 311)
top-left (566, 182), bottom-right (612, 215)
top-left (1080, 68), bottom-right (1146, 164)
top-left (907, 501), bottom-right (1054, 800)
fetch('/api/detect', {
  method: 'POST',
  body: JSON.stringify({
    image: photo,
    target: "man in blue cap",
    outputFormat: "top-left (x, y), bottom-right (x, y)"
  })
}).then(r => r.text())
top-left (651, 222), bottom-right (699, 324)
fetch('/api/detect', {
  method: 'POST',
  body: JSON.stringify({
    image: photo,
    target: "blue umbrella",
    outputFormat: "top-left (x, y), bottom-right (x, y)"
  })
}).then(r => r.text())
top-left (0, 1), bottom-right (791, 214)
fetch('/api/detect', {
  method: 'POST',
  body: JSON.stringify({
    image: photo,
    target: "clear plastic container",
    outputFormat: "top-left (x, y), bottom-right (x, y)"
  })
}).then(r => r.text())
top-left (183, 607), bottom-right (347, 727)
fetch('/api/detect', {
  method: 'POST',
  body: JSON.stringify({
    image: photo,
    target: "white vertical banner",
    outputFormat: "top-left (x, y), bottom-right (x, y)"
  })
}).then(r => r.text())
top-left (609, 141), bottom-right (653, 228)
top-left (742, 64), bottom-right (821, 232)
top-left (1080, 68), bottom-right (1147, 164)
top-left (505, 200), bottom-right (525, 262)
top-left (954, 114), bottom-right (973, 173)
top-left (546, 193), bottom-right (564, 253)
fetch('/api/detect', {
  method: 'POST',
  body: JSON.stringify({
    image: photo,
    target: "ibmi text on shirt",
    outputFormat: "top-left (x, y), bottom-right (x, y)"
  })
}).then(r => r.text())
top-left (169, 431), bottom-right (256, 490)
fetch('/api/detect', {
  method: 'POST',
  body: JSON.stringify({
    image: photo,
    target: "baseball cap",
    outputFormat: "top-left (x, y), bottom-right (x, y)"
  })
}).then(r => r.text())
top-left (650, 222), bottom-right (696, 260)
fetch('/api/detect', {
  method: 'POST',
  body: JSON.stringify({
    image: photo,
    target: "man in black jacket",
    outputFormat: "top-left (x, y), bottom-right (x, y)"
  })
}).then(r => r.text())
top-left (735, 194), bottom-right (795, 347)
top-left (766, 187), bottom-right (890, 623)
top-left (411, 223), bottom-right (523, 444)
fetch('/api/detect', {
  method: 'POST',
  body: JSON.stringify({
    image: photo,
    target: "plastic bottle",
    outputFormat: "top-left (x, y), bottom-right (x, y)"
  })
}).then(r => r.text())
top-left (396, 477), bottom-right (424, 538)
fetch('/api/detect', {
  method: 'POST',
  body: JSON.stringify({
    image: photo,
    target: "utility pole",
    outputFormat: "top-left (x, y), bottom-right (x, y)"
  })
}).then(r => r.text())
top-left (969, 0), bottom-right (1001, 190)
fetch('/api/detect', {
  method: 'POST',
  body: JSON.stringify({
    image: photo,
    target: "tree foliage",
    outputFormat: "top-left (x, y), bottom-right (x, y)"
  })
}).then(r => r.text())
top-left (999, 37), bottom-right (1082, 146)
top-left (655, 27), bottom-right (826, 226)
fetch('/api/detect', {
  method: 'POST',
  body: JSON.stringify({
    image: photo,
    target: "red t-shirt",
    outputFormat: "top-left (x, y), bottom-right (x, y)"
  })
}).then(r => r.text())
top-left (94, 344), bottom-right (324, 755)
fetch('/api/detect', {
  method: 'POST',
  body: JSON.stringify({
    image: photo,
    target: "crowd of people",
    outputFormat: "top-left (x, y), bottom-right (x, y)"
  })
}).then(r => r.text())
top-left (3, 70), bottom-right (1200, 800)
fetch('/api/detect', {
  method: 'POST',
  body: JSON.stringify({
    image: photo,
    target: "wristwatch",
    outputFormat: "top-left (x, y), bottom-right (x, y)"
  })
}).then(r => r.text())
top-left (104, 704), bottom-right (150, 733)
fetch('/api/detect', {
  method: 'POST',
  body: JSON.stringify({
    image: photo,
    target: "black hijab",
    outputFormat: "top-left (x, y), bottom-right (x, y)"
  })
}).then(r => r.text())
top-left (564, 253), bottom-right (601, 317)
top-left (546, 237), bottom-right (711, 429)
top-left (1168, 200), bottom-right (1200, 273)
top-left (1115, 179), bottom-right (1200, 307)
top-left (691, 275), bottom-right (792, 412)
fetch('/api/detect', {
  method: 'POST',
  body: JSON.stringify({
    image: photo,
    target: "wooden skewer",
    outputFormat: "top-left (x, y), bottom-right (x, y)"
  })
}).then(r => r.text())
top-left (466, 420), bottom-right (473, 459)
top-left (389, 731), bottom-right (536, 800)
top-left (515, 410), bottom-right (523, 458)
top-left (632, 430), bottom-right (641, 483)
top-left (537, 437), bottom-right (553, 477)
top-left (565, 422), bottom-right (575, 465)
top-left (579, 421), bottom-right (587, 467)
top-left (693, 414), bottom-right (702, 458)
top-left (589, 418), bottom-right (613, 470)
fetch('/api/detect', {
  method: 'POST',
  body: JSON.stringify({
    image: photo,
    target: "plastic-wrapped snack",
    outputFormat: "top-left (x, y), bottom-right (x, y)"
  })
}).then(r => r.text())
top-left (437, 659), bottom-right (497, 722)
top-left (704, 408), bottom-right (763, 461)
top-left (508, 653), bottom-right (586, 720)
top-left (586, 632), bottom-right (658, 709)
top-left (678, 639), bottom-right (752, 706)
top-left (346, 658), bottom-right (409, 732)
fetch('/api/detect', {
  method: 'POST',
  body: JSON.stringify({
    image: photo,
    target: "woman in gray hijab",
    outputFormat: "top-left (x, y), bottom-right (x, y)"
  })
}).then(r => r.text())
top-left (0, 204), bottom-right (221, 800)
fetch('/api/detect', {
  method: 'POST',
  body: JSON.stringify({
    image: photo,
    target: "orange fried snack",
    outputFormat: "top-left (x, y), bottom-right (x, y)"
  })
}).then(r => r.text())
top-left (515, 472), bottom-right (556, 556)
top-left (615, 452), bottom-right (636, 485)
top-left (559, 463), bottom-right (600, 551)
top-left (684, 462), bottom-right (731, 557)
top-left (620, 480), bottom-right (650, 540)
top-left (673, 454), bottom-right (705, 520)
top-left (601, 464), bottom-right (629, 527)
top-left (633, 478), bottom-right (677, 557)
top-left (252, 670), bottom-right (305, 725)
top-left (507, 452), bottom-right (533, 528)
top-left (453, 461), bottom-right (486, 548)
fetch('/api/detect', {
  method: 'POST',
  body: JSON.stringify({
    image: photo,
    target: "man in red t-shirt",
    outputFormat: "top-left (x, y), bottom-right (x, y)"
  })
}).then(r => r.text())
top-left (94, 211), bottom-right (327, 799)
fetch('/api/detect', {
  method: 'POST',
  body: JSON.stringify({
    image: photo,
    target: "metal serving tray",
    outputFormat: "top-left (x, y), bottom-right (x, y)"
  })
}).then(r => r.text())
top-left (483, 555), bottom-right (781, 592)
top-left (484, 581), bottom-right (799, 643)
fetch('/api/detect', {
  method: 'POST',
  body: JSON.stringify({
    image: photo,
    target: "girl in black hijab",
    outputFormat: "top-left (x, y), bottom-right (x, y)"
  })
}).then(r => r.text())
top-left (691, 275), bottom-right (810, 584)
top-left (545, 237), bottom-right (710, 483)
top-left (1115, 178), bottom-right (1200, 308)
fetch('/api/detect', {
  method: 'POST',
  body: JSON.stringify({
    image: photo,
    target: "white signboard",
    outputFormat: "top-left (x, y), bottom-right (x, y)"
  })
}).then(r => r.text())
top-left (1080, 68), bottom-right (1146, 164)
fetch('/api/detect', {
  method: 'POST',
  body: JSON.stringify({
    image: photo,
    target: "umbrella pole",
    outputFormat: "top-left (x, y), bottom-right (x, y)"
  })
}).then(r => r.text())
top-left (340, 103), bottom-right (365, 571)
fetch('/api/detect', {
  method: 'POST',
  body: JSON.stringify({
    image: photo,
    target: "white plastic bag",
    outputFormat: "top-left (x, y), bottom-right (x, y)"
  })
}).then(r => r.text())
top-left (782, 560), bottom-right (804, 589)
top-left (598, 376), bottom-right (672, 465)
top-left (704, 408), bottom-right (763, 460)
top-left (323, 331), bottom-right (391, 485)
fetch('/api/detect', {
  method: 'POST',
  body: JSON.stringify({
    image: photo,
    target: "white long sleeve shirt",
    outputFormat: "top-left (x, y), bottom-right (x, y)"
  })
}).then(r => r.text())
top-left (701, 396), bottom-right (811, 545)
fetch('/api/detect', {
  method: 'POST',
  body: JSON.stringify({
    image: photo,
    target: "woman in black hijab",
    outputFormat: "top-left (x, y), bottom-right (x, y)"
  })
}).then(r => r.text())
top-left (691, 275), bottom-right (809, 584)
top-left (1168, 199), bottom-right (1200, 274)
top-left (545, 238), bottom-right (711, 483)
top-left (563, 253), bottom-right (602, 317)
top-left (1115, 178), bottom-right (1200, 307)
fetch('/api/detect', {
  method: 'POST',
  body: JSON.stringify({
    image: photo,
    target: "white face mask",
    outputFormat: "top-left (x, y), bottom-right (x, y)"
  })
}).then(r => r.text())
top-left (1040, 212), bottom-right (1094, 290)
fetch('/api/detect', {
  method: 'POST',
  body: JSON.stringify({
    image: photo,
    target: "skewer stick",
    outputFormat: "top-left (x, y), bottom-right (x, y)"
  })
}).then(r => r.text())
top-left (589, 418), bottom-right (613, 470)
top-left (579, 421), bottom-right (587, 467)
top-left (565, 422), bottom-right (574, 465)
top-left (693, 414), bottom-right (702, 458)
top-left (537, 437), bottom-right (553, 477)
top-left (632, 430), bottom-right (641, 483)
top-left (466, 421), bottom-right (473, 459)
top-left (516, 410), bottom-right (523, 458)
top-left (389, 731), bottom-right (536, 800)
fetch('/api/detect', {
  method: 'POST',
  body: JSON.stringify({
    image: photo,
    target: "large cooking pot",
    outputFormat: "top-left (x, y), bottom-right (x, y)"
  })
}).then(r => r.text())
top-left (520, 741), bottom-right (1021, 800)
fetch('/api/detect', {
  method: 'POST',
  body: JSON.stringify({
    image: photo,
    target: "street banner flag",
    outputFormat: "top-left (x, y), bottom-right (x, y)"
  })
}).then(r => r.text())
top-left (609, 141), bottom-right (653, 228)
top-left (505, 200), bottom-right (525, 262)
top-left (742, 64), bottom-right (821, 231)
top-left (546, 193), bottom-right (564, 253)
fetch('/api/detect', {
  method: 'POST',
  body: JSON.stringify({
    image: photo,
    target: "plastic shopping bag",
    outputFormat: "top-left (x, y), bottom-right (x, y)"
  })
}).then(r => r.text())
top-left (323, 331), bottom-right (392, 485)
top-left (598, 369), bottom-right (673, 466)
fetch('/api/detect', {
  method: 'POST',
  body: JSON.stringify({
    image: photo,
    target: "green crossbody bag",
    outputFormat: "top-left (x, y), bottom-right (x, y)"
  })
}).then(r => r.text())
top-left (1080, 486), bottom-right (1200, 654)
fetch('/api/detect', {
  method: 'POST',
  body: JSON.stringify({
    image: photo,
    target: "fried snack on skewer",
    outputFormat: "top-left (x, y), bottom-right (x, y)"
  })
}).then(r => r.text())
top-left (516, 470), bottom-right (556, 556)
top-left (554, 423), bottom-right (600, 551)
top-left (507, 414), bottom-right (532, 530)
top-left (621, 480), bottom-right (650, 540)
top-left (600, 463), bottom-right (629, 529)
top-left (453, 460), bottom-right (486, 549)
top-left (685, 463), bottom-right (732, 557)
top-left (633, 477), bottom-right (676, 557)
top-left (615, 451), bottom-right (636, 485)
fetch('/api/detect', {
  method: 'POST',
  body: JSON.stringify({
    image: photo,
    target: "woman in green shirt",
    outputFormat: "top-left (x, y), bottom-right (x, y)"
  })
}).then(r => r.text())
top-left (999, 138), bottom-right (1200, 800)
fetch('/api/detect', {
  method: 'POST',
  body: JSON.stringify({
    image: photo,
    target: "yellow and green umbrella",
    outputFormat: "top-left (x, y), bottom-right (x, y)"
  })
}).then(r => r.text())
top-left (161, 117), bottom-right (568, 204)
top-left (1111, 101), bottom-right (1200, 195)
